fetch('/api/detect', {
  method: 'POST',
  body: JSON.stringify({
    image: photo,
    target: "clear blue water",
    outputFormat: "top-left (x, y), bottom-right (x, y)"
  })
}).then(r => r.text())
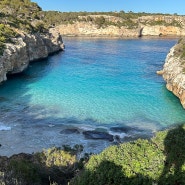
top-left (0, 37), bottom-right (185, 156)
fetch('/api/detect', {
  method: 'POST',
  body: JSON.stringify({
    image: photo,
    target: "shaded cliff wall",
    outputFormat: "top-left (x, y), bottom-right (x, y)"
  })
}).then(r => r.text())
top-left (0, 28), bottom-right (64, 83)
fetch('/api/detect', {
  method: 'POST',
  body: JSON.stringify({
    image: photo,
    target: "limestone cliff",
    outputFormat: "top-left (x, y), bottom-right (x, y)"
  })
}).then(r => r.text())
top-left (0, 28), bottom-right (64, 83)
top-left (162, 38), bottom-right (185, 108)
top-left (58, 23), bottom-right (185, 37)
top-left (57, 15), bottom-right (185, 37)
top-left (57, 22), bottom-right (139, 37)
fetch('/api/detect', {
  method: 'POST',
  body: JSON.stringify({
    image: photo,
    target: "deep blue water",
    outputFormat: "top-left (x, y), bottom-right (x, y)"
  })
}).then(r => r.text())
top-left (0, 37), bottom-right (184, 156)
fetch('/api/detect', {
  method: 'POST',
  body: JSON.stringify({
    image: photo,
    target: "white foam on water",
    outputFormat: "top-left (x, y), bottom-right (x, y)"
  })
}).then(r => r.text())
top-left (0, 123), bottom-right (11, 131)
top-left (77, 124), bottom-right (96, 131)
top-left (108, 131), bottom-right (128, 139)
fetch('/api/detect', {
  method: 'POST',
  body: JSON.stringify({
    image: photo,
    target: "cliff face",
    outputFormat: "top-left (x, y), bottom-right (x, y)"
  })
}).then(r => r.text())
top-left (58, 23), bottom-right (185, 37)
top-left (162, 38), bottom-right (185, 108)
top-left (58, 22), bottom-right (185, 37)
top-left (57, 22), bottom-right (139, 37)
top-left (0, 28), bottom-right (64, 83)
top-left (57, 15), bottom-right (185, 37)
top-left (141, 26), bottom-right (183, 36)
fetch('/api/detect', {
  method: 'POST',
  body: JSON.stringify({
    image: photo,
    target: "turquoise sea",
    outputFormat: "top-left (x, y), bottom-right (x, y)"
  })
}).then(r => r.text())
top-left (0, 37), bottom-right (184, 156)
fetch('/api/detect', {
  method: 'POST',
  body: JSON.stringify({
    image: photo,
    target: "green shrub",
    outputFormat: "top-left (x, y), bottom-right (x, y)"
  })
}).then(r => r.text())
top-left (173, 38), bottom-right (185, 60)
top-left (149, 20), bottom-right (182, 28)
top-left (2, 146), bottom-right (84, 185)
top-left (0, 23), bottom-right (18, 55)
top-left (8, 159), bottom-right (42, 184)
top-left (71, 124), bottom-right (185, 185)
top-left (39, 147), bottom-right (77, 172)
top-left (94, 16), bottom-right (106, 28)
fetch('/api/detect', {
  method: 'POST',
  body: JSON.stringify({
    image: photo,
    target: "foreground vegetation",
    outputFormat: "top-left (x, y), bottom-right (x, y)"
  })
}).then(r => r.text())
top-left (0, 145), bottom-right (86, 185)
top-left (0, 125), bottom-right (185, 185)
top-left (71, 124), bottom-right (185, 185)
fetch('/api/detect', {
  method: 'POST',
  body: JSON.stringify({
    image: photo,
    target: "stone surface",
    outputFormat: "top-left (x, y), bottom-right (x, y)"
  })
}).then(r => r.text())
top-left (162, 38), bottom-right (185, 108)
top-left (60, 128), bottom-right (80, 134)
top-left (156, 70), bottom-right (164, 75)
top-left (0, 28), bottom-right (64, 83)
top-left (57, 22), bottom-right (139, 37)
top-left (57, 15), bottom-right (185, 37)
top-left (83, 130), bottom-right (114, 141)
top-left (110, 126), bottom-right (133, 133)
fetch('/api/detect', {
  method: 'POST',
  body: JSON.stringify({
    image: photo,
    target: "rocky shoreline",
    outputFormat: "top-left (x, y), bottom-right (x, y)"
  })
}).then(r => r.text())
top-left (161, 38), bottom-right (185, 108)
top-left (0, 28), bottom-right (64, 84)
top-left (57, 14), bottom-right (185, 38)
top-left (58, 23), bottom-right (185, 38)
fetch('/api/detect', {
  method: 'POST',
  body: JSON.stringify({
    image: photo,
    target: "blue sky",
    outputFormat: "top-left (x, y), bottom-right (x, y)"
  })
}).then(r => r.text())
top-left (32, 0), bottom-right (185, 15)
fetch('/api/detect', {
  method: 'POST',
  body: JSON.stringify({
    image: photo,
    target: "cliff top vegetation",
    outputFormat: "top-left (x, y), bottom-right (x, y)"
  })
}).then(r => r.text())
top-left (175, 38), bottom-right (185, 59)
top-left (0, 0), bottom-right (46, 54)
top-left (41, 11), bottom-right (184, 29)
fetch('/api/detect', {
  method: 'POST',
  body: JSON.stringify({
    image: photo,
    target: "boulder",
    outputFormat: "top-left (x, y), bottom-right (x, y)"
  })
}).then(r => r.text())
top-left (60, 128), bottom-right (80, 134)
top-left (83, 130), bottom-right (114, 141)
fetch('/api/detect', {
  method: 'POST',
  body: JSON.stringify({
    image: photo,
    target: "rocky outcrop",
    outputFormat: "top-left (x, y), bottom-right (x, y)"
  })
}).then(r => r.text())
top-left (57, 22), bottom-right (185, 37)
top-left (140, 26), bottom-right (184, 36)
top-left (162, 38), bottom-right (185, 108)
top-left (57, 22), bottom-right (139, 37)
top-left (57, 15), bottom-right (185, 37)
top-left (0, 28), bottom-right (64, 83)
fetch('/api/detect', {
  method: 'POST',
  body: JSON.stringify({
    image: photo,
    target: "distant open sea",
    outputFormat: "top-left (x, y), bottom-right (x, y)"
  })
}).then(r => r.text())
top-left (0, 37), bottom-right (184, 156)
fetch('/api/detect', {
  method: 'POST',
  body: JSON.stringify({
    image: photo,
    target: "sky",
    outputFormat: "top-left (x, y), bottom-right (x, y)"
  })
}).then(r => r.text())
top-left (32, 0), bottom-right (185, 15)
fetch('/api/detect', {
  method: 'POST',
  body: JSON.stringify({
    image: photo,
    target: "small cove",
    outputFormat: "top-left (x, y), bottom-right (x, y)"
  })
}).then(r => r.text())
top-left (0, 37), bottom-right (185, 156)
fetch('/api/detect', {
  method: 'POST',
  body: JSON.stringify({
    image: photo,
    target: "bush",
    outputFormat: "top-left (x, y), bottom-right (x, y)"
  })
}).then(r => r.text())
top-left (71, 124), bottom-right (185, 185)
top-left (173, 38), bottom-right (185, 60)
top-left (0, 146), bottom-right (84, 185)
top-left (8, 159), bottom-right (42, 184)
top-left (94, 16), bottom-right (106, 28)
top-left (0, 23), bottom-right (17, 55)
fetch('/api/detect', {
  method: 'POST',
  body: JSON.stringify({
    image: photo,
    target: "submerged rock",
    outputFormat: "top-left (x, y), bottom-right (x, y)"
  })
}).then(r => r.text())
top-left (110, 125), bottom-right (145, 134)
top-left (110, 126), bottom-right (133, 133)
top-left (60, 128), bottom-right (80, 134)
top-left (0, 97), bottom-right (8, 102)
top-left (83, 130), bottom-right (114, 141)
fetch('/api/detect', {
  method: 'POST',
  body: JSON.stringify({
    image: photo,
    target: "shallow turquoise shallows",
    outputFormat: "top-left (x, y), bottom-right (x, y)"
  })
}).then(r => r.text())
top-left (0, 37), bottom-right (184, 156)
